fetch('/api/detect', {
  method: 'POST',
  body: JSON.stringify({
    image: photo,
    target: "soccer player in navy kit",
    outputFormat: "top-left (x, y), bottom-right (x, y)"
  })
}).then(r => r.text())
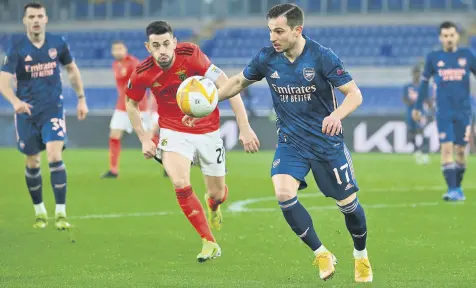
top-left (0, 3), bottom-right (89, 229)
top-left (208, 3), bottom-right (372, 283)
top-left (403, 64), bottom-right (430, 164)
top-left (414, 21), bottom-right (476, 201)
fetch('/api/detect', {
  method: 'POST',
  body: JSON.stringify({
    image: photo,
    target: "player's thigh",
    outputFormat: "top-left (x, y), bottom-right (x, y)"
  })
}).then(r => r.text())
top-left (14, 114), bottom-right (44, 155)
top-left (41, 109), bottom-right (66, 163)
top-left (454, 145), bottom-right (467, 163)
top-left (194, 130), bottom-right (226, 177)
top-left (271, 144), bottom-right (311, 201)
top-left (310, 145), bottom-right (359, 201)
top-left (161, 151), bottom-right (192, 189)
top-left (110, 110), bottom-right (133, 133)
top-left (157, 129), bottom-right (195, 188)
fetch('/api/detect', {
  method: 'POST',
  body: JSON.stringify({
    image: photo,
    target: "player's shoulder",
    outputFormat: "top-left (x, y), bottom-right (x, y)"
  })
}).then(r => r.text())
top-left (6, 34), bottom-right (28, 50)
top-left (45, 32), bottom-right (67, 44)
top-left (134, 56), bottom-right (155, 75)
top-left (459, 47), bottom-right (476, 57)
top-left (176, 42), bottom-right (200, 55)
top-left (253, 46), bottom-right (276, 63)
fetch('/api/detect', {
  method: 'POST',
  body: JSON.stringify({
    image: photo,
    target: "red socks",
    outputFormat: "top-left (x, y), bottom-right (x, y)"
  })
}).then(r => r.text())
top-left (175, 186), bottom-right (215, 242)
top-left (109, 138), bottom-right (121, 174)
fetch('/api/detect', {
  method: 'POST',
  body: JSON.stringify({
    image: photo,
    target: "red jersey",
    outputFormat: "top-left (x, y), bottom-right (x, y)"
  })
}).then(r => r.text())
top-left (125, 43), bottom-right (220, 134)
top-left (113, 54), bottom-right (148, 111)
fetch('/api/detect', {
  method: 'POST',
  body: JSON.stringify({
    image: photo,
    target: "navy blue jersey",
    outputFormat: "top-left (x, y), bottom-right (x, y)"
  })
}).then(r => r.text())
top-left (420, 47), bottom-right (476, 115)
top-left (1, 32), bottom-right (73, 117)
top-left (403, 83), bottom-right (419, 113)
top-left (243, 35), bottom-right (352, 161)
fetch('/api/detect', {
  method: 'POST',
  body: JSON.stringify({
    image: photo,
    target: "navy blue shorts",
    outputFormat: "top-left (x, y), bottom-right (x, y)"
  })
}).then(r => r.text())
top-left (271, 143), bottom-right (359, 201)
top-left (14, 107), bottom-right (67, 155)
top-left (436, 113), bottom-right (472, 145)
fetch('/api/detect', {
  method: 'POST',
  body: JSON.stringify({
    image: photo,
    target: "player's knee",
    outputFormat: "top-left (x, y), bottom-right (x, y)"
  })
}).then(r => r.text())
top-left (25, 154), bottom-right (41, 169)
top-left (109, 129), bottom-right (123, 139)
top-left (440, 143), bottom-right (454, 163)
top-left (336, 192), bottom-right (357, 207)
top-left (170, 177), bottom-right (191, 190)
top-left (274, 187), bottom-right (297, 202)
top-left (454, 145), bottom-right (467, 164)
top-left (46, 151), bottom-right (62, 163)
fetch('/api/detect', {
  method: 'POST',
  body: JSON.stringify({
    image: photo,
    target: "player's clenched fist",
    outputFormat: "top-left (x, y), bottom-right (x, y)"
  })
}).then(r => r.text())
top-left (12, 99), bottom-right (33, 115)
top-left (141, 139), bottom-right (157, 159)
top-left (322, 114), bottom-right (342, 136)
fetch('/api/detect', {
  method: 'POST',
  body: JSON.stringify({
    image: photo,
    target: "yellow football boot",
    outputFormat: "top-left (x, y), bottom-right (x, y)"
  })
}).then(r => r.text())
top-left (197, 239), bottom-right (221, 263)
top-left (355, 257), bottom-right (373, 283)
top-left (312, 251), bottom-right (337, 281)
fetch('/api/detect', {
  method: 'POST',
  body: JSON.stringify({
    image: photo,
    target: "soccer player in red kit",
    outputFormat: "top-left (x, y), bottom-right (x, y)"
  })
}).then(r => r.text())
top-left (102, 40), bottom-right (151, 178)
top-left (125, 21), bottom-right (260, 262)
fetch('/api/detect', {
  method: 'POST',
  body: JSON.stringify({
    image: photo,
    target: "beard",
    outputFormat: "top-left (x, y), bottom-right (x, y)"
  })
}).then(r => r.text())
top-left (156, 55), bottom-right (174, 69)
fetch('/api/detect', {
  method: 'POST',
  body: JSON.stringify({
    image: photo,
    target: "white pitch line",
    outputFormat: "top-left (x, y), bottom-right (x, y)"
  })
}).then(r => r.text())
top-left (67, 185), bottom-right (473, 220)
top-left (227, 185), bottom-right (468, 212)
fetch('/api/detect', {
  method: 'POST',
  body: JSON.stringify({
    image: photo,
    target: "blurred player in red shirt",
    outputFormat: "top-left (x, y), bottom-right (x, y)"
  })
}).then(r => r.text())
top-left (102, 40), bottom-right (151, 178)
top-left (125, 21), bottom-right (260, 262)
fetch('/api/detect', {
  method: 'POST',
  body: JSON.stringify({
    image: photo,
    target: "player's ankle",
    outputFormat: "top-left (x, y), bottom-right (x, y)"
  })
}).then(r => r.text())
top-left (353, 248), bottom-right (368, 259)
top-left (313, 245), bottom-right (328, 255)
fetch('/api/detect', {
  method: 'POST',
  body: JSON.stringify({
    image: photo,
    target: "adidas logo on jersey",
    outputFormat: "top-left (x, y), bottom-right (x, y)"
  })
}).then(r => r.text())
top-left (25, 55), bottom-right (32, 62)
top-left (270, 71), bottom-right (280, 79)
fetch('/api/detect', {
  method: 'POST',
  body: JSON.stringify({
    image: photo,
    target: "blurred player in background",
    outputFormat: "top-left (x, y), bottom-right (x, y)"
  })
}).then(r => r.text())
top-left (414, 21), bottom-right (476, 201)
top-left (0, 3), bottom-right (88, 229)
top-left (101, 40), bottom-right (150, 179)
top-left (403, 64), bottom-right (430, 164)
top-left (125, 21), bottom-right (259, 262)
top-left (209, 3), bottom-right (372, 283)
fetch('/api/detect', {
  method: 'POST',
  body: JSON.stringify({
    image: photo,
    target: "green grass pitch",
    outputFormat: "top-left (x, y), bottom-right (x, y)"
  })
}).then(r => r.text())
top-left (0, 148), bottom-right (475, 287)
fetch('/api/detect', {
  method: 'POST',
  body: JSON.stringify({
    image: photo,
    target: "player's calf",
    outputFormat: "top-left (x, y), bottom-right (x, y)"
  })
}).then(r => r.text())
top-left (440, 142), bottom-right (460, 200)
top-left (204, 177), bottom-right (228, 231)
top-left (25, 154), bottom-right (47, 227)
top-left (454, 145), bottom-right (467, 189)
top-left (336, 193), bottom-right (373, 283)
top-left (46, 141), bottom-right (68, 218)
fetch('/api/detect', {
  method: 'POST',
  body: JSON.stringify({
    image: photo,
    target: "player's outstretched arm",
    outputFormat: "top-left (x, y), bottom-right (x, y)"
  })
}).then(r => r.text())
top-left (0, 71), bottom-right (32, 115)
top-left (64, 62), bottom-right (88, 120)
top-left (126, 96), bottom-right (156, 159)
top-left (217, 72), bottom-right (255, 102)
top-left (215, 73), bottom-right (260, 153)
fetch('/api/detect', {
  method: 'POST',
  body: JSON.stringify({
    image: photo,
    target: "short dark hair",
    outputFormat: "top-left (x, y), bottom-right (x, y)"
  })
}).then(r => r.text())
top-left (439, 21), bottom-right (458, 34)
top-left (146, 21), bottom-right (173, 38)
top-left (266, 4), bottom-right (304, 28)
top-left (24, 2), bottom-right (45, 15)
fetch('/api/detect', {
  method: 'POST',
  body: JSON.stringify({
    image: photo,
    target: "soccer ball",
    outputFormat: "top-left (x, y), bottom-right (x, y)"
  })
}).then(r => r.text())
top-left (176, 76), bottom-right (218, 118)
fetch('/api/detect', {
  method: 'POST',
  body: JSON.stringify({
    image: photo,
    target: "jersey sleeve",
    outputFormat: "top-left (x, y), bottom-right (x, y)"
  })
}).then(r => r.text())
top-left (59, 37), bottom-right (73, 66)
top-left (243, 49), bottom-right (265, 81)
top-left (321, 49), bottom-right (352, 87)
top-left (421, 53), bottom-right (434, 81)
top-left (193, 46), bottom-right (212, 75)
top-left (125, 70), bottom-right (147, 102)
top-left (1, 41), bottom-right (19, 74)
top-left (468, 49), bottom-right (476, 76)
